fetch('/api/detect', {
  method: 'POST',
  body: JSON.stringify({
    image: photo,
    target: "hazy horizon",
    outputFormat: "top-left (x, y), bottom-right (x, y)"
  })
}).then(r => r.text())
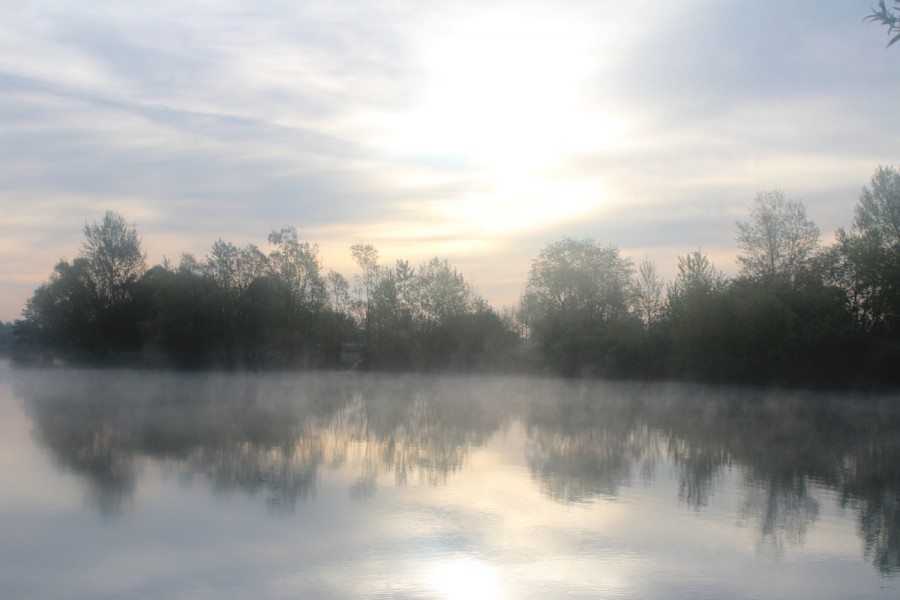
top-left (2, 1), bottom-right (898, 322)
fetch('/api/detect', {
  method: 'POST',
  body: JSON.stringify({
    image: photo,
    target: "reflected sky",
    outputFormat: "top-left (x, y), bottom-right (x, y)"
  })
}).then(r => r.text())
top-left (1, 364), bottom-right (898, 599)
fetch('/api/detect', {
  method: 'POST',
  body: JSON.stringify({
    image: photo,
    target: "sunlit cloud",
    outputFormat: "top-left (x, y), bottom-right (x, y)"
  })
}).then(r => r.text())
top-left (0, 0), bottom-right (898, 319)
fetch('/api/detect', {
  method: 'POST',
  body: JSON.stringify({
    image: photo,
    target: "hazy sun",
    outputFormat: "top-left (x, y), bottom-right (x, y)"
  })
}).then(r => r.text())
top-left (364, 8), bottom-right (628, 242)
top-left (396, 10), bottom-right (615, 168)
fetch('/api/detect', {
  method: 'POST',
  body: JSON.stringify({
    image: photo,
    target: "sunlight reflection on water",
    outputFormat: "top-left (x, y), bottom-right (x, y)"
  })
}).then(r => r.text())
top-left (1, 366), bottom-right (898, 599)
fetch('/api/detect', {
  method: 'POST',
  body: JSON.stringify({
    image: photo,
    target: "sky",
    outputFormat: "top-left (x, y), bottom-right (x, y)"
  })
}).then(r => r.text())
top-left (1, 0), bottom-right (899, 322)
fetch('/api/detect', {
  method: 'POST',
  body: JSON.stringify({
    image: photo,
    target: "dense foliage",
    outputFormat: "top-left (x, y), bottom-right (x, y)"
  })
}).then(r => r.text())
top-left (11, 166), bottom-right (900, 388)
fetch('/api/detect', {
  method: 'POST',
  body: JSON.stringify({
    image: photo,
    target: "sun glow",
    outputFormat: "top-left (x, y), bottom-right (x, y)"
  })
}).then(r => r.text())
top-left (428, 556), bottom-right (501, 600)
top-left (394, 11), bottom-right (621, 167)
top-left (368, 9), bottom-right (626, 237)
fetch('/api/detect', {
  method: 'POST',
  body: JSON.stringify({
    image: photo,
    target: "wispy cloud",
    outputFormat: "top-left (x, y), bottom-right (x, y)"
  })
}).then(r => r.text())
top-left (0, 0), bottom-right (896, 319)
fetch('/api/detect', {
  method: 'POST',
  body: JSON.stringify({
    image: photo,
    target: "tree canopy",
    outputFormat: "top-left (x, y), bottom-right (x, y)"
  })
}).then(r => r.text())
top-left (736, 190), bottom-right (819, 284)
top-left (11, 165), bottom-right (900, 388)
top-left (80, 210), bottom-right (146, 308)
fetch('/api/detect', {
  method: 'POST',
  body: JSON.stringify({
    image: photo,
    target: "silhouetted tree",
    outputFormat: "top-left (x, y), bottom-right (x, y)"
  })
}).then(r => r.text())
top-left (667, 249), bottom-right (725, 313)
top-left (325, 270), bottom-right (353, 365)
top-left (206, 238), bottom-right (240, 290)
top-left (856, 165), bottom-right (900, 246)
top-left (16, 212), bottom-right (148, 363)
top-left (522, 238), bottom-right (640, 376)
top-left (633, 257), bottom-right (665, 326)
top-left (81, 210), bottom-right (147, 308)
top-left (821, 166), bottom-right (900, 337)
top-left (350, 242), bottom-right (380, 354)
top-left (736, 190), bottom-right (819, 285)
top-left (0, 320), bottom-right (14, 354)
top-left (267, 226), bottom-right (326, 311)
top-left (665, 250), bottom-right (732, 381)
top-left (16, 258), bottom-right (100, 361)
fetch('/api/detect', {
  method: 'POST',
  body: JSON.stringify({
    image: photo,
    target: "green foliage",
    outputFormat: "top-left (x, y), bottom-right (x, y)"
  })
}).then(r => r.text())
top-left (820, 166), bottom-right (900, 338)
top-left (522, 238), bottom-right (641, 376)
top-left (15, 257), bottom-right (142, 363)
top-left (10, 179), bottom-right (900, 389)
top-left (664, 250), bottom-right (732, 380)
top-left (667, 249), bottom-right (725, 311)
top-left (348, 251), bottom-right (514, 371)
top-left (524, 238), bottom-right (634, 324)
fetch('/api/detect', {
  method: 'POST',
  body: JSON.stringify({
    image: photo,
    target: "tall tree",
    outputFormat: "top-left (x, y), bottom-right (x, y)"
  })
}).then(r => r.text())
top-left (236, 244), bottom-right (269, 290)
top-left (80, 210), bottom-right (147, 308)
top-left (854, 165), bottom-right (900, 247)
top-left (523, 237), bottom-right (634, 325)
top-left (206, 239), bottom-right (240, 290)
top-left (665, 250), bottom-right (732, 381)
top-left (412, 257), bottom-right (474, 326)
top-left (821, 166), bottom-right (900, 336)
top-left (267, 226), bottom-right (326, 311)
top-left (668, 249), bottom-right (726, 308)
top-left (350, 243), bottom-right (379, 313)
top-left (633, 257), bottom-right (665, 326)
top-left (18, 258), bottom-right (99, 359)
top-left (325, 270), bottom-right (353, 365)
top-left (736, 190), bottom-right (819, 284)
top-left (522, 238), bottom-right (637, 376)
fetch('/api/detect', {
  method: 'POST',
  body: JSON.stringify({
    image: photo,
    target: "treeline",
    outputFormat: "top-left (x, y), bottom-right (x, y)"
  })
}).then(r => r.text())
top-left (0, 321), bottom-right (14, 354)
top-left (10, 165), bottom-right (900, 388)
top-left (12, 216), bottom-right (517, 371)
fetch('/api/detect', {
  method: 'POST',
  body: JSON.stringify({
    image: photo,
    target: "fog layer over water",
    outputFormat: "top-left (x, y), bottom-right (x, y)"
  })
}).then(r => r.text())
top-left (1, 363), bottom-right (898, 599)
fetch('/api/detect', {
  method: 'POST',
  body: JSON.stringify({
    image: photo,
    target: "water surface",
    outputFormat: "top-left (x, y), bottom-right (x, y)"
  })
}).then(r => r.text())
top-left (1, 363), bottom-right (898, 599)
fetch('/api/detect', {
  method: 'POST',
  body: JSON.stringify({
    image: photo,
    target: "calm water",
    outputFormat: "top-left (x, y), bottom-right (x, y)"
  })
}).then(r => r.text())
top-left (1, 363), bottom-right (898, 599)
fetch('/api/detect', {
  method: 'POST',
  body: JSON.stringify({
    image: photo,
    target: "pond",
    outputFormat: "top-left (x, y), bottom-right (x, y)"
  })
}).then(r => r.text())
top-left (1, 363), bottom-right (898, 599)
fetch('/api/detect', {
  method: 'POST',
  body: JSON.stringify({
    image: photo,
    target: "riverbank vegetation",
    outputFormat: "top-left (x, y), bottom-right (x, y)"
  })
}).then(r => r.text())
top-left (10, 165), bottom-right (900, 388)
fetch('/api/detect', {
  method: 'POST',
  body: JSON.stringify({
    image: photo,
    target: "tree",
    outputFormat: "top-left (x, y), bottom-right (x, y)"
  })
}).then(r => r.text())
top-left (633, 257), bottom-right (665, 326)
top-left (736, 190), bottom-right (819, 284)
top-left (17, 258), bottom-right (99, 360)
top-left (854, 165), bottom-right (900, 247)
top-left (15, 211), bottom-right (147, 362)
top-left (206, 239), bottom-right (240, 290)
top-left (325, 270), bottom-right (353, 366)
top-left (665, 250), bottom-right (732, 381)
top-left (80, 210), bottom-right (147, 307)
top-left (350, 243), bottom-right (380, 305)
top-left (178, 253), bottom-right (203, 276)
top-left (236, 244), bottom-right (269, 290)
top-left (267, 226), bottom-right (326, 311)
top-left (523, 237), bottom-right (634, 324)
top-left (411, 257), bottom-right (475, 326)
top-left (820, 166), bottom-right (900, 336)
top-left (350, 242), bottom-right (380, 353)
top-left (668, 249), bottom-right (726, 308)
top-left (866, 0), bottom-right (900, 47)
top-left (522, 238), bottom-right (638, 376)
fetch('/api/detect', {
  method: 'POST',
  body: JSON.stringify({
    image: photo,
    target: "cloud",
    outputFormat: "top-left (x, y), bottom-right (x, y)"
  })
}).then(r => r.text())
top-left (0, 0), bottom-right (897, 320)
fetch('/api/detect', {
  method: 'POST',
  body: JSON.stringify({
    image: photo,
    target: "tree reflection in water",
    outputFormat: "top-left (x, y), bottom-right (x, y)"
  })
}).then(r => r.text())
top-left (14, 370), bottom-right (900, 575)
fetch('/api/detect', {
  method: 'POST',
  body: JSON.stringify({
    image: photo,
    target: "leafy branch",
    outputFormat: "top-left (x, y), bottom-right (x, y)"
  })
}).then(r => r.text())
top-left (866, 0), bottom-right (900, 47)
